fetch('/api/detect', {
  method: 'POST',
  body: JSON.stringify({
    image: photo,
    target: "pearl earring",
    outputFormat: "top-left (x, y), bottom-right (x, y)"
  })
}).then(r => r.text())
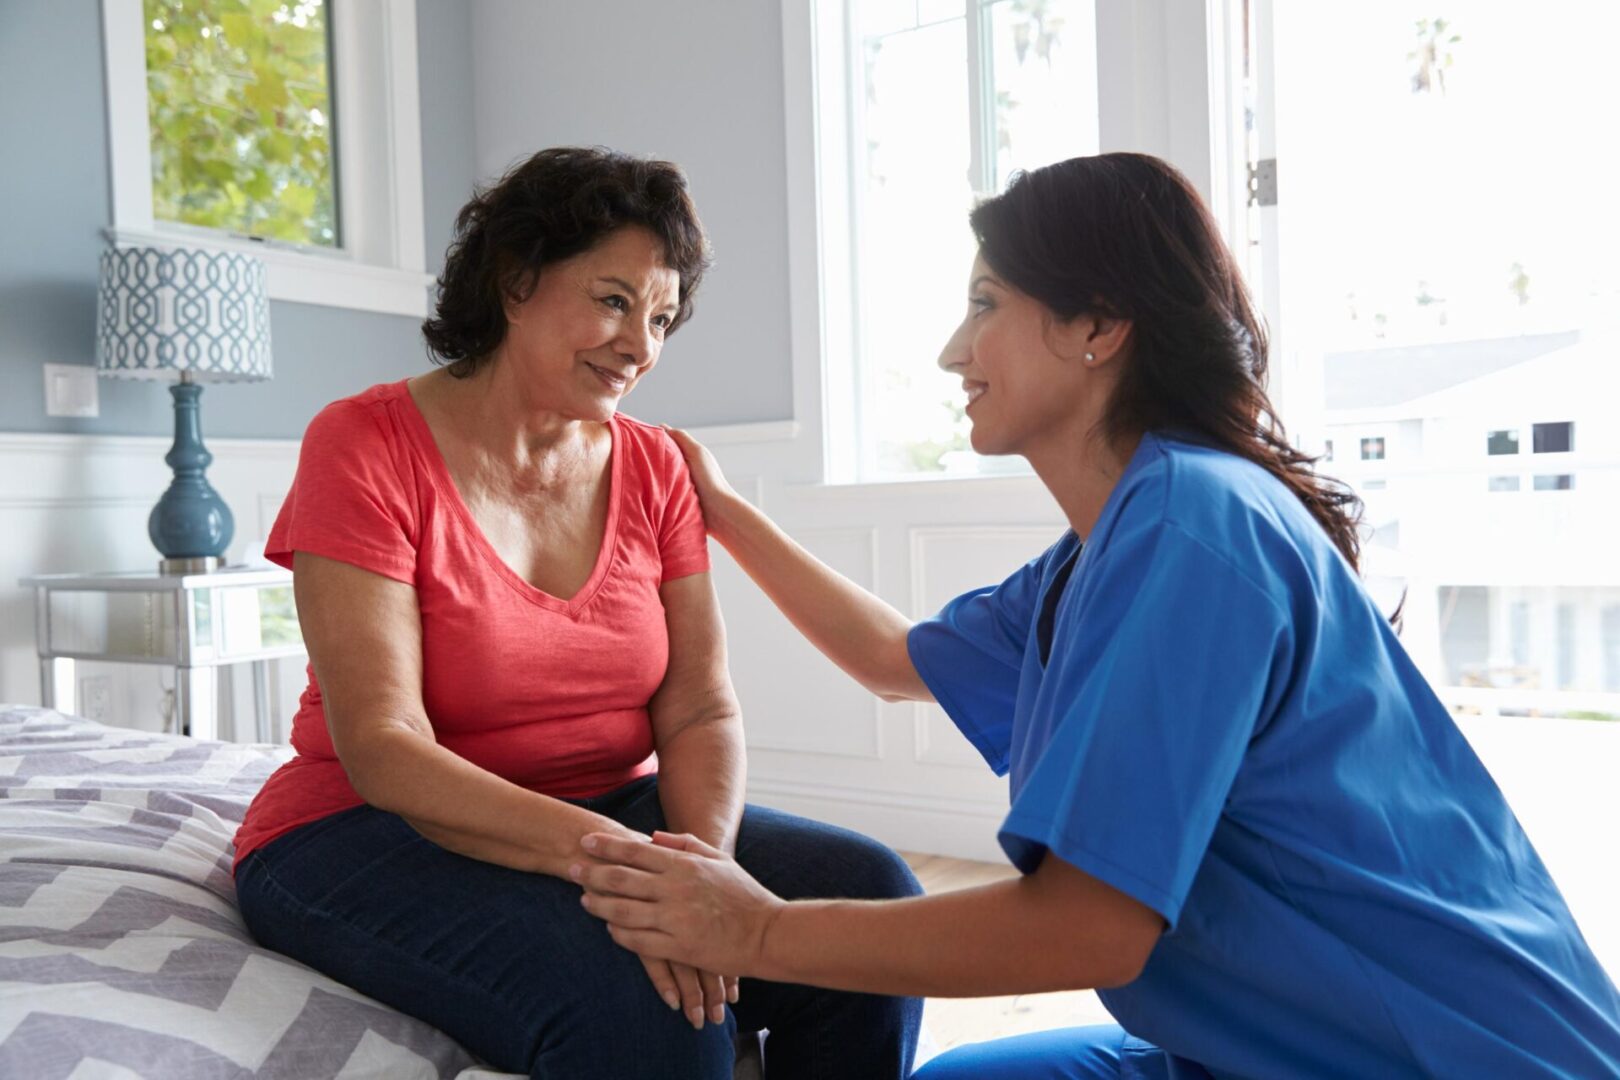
top-left (1085, 352), bottom-right (1096, 362)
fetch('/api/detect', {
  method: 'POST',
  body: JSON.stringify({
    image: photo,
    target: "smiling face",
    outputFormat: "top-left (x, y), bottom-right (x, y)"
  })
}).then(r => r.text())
top-left (498, 225), bottom-right (682, 422)
top-left (936, 253), bottom-right (1114, 458)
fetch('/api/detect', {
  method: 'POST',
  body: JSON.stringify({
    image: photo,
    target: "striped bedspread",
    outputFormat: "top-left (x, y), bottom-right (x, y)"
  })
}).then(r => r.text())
top-left (0, 706), bottom-right (517, 1079)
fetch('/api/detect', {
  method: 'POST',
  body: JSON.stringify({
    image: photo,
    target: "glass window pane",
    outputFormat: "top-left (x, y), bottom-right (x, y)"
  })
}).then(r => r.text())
top-left (1604, 606), bottom-right (1620, 692)
top-left (145, 0), bottom-right (339, 247)
top-left (847, 0), bottom-right (1099, 477)
top-left (1486, 429), bottom-right (1519, 455)
top-left (1532, 421), bottom-right (1574, 453)
top-left (1360, 436), bottom-right (1386, 460)
top-left (987, 0), bottom-right (1100, 191)
top-left (1558, 603), bottom-right (1578, 689)
top-left (854, 11), bottom-right (976, 476)
top-left (1266, 2), bottom-right (1620, 721)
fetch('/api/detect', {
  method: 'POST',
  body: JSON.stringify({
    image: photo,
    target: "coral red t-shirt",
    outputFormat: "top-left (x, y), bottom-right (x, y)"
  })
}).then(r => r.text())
top-left (232, 379), bottom-right (710, 873)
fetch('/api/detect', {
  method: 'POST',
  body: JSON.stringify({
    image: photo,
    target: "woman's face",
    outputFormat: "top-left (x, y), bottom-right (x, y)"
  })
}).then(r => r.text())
top-left (500, 225), bottom-right (681, 422)
top-left (937, 253), bottom-right (1103, 457)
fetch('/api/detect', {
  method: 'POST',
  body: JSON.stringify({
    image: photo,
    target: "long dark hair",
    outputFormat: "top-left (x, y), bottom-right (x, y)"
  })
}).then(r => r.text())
top-left (969, 152), bottom-right (1366, 573)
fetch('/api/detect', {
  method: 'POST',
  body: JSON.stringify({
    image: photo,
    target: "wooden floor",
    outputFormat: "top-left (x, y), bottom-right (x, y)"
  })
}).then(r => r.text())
top-left (898, 852), bottom-right (1114, 1059)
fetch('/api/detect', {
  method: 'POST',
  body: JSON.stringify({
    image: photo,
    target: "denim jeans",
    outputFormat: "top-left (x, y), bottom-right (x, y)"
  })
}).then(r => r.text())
top-left (234, 775), bottom-right (923, 1079)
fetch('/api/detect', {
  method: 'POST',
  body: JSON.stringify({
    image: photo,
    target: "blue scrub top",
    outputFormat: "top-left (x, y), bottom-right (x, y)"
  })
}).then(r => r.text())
top-left (908, 432), bottom-right (1620, 1079)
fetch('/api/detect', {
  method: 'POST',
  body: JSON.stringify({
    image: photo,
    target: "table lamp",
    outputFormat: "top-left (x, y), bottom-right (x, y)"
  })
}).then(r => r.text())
top-left (95, 247), bottom-right (273, 573)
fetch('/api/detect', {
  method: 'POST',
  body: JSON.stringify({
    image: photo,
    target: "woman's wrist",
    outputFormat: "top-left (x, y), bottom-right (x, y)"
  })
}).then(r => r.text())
top-left (706, 489), bottom-right (753, 549)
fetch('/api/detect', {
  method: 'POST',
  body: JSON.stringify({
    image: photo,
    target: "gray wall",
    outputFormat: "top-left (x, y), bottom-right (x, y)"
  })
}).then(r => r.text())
top-left (0, 0), bottom-right (478, 438)
top-left (472, 0), bottom-right (795, 428)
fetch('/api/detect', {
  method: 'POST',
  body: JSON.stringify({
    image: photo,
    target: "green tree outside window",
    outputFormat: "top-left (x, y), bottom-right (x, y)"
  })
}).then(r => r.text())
top-left (145, 0), bottom-right (338, 248)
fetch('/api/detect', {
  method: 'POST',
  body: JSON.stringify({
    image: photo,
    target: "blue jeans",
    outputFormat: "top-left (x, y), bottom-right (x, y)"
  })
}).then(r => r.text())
top-left (913, 1024), bottom-right (1192, 1080)
top-left (234, 775), bottom-right (923, 1079)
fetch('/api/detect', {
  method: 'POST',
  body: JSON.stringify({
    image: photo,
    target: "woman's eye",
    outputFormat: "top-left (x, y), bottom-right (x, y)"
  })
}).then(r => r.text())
top-left (601, 295), bottom-right (629, 312)
top-left (969, 296), bottom-right (993, 317)
top-left (652, 314), bottom-right (673, 330)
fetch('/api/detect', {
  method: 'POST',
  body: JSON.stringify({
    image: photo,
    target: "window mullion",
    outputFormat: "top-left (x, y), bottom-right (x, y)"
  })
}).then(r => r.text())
top-left (964, 0), bottom-right (996, 196)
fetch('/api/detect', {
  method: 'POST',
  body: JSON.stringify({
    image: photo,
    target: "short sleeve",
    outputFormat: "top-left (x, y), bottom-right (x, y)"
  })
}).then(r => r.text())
top-left (265, 401), bottom-right (419, 584)
top-left (906, 541), bottom-right (1063, 775)
top-left (998, 523), bottom-right (1291, 927)
top-left (656, 433), bottom-right (711, 584)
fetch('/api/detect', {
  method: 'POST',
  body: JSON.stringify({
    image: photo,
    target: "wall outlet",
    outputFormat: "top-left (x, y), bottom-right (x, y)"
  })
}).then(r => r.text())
top-left (44, 363), bottom-right (100, 418)
top-left (81, 676), bottom-right (112, 722)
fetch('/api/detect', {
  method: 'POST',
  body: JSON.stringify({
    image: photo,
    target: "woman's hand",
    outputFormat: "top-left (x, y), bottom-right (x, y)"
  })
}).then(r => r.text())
top-left (573, 830), bottom-right (786, 979)
top-left (662, 426), bottom-right (744, 544)
top-left (635, 954), bottom-right (737, 1030)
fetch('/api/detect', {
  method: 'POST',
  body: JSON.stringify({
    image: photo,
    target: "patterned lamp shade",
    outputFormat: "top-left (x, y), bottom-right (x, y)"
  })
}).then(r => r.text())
top-left (96, 247), bottom-right (273, 382)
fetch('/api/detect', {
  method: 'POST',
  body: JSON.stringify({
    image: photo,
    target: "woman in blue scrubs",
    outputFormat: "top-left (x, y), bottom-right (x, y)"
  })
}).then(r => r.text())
top-left (571, 153), bottom-right (1620, 1077)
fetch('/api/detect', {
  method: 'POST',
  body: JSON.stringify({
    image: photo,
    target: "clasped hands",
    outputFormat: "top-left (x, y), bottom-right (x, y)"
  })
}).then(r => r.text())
top-left (570, 831), bottom-right (784, 1029)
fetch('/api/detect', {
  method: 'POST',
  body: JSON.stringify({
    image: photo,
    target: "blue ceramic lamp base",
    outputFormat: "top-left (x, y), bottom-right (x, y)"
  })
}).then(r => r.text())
top-left (150, 376), bottom-right (234, 574)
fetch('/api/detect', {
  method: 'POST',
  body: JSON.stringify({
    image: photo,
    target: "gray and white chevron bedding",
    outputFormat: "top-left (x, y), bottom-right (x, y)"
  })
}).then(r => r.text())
top-left (0, 705), bottom-right (521, 1080)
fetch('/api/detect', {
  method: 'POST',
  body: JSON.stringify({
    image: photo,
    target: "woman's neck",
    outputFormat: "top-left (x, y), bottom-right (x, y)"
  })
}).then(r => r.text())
top-left (426, 362), bottom-right (597, 474)
top-left (1021, 422), bottom-right (1142, 542)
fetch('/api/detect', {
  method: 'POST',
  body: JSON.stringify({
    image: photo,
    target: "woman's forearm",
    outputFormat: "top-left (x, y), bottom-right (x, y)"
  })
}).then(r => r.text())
top-left (708, 495), bottom-right (931, 703)
top-left (654, 715), bottom-right (746, 854)
top-left (757, 878), bottom-right (1149, 997)
top-left (344, 724), bottom-right (630, 878)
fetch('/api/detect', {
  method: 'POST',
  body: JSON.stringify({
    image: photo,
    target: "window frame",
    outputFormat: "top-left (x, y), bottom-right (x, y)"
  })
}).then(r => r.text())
top-left (101, 0), bottom-right (431, 317)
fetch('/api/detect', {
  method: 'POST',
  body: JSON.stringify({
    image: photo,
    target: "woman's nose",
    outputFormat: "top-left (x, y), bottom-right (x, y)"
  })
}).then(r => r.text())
top-left (937, 319), bottom-right (970, 373)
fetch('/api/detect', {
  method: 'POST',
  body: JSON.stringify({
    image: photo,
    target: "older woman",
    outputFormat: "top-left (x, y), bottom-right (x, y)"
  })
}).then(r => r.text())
top-left (232, 147), bottom-right (922, 1080)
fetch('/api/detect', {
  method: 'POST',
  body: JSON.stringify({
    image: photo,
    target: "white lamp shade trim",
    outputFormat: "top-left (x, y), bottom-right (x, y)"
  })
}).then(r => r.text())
top-left (96, 247), bottom-right (273, 382)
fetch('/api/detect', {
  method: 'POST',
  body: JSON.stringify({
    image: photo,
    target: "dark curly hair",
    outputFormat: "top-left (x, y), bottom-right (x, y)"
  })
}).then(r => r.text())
top-left (970, 152), bottom-right (1367, 575)
top-left (422, 146), bottom-right (712, 377)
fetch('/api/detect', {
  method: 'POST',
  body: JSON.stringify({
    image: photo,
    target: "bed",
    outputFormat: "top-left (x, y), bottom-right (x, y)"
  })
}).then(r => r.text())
top-left (0, 705), bottom-right (764, 1079)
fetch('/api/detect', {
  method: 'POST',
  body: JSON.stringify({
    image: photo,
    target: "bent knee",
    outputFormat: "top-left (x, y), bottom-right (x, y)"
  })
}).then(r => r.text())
top-left (821, 831), bottom-right (924, 901)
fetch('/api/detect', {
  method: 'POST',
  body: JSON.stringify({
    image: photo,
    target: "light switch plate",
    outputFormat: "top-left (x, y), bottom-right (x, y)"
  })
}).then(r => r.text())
top-left (44, 363), bottom-right (100, 418)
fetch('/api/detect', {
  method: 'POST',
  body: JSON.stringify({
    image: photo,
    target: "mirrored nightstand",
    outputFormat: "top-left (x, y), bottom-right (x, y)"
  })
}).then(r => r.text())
top-left (21, 567), bottom-right (304, 742)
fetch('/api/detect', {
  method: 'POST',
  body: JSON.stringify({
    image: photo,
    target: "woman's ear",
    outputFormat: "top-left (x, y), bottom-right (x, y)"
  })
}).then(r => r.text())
top-left (1049, 312), bottom-right (1132, 366)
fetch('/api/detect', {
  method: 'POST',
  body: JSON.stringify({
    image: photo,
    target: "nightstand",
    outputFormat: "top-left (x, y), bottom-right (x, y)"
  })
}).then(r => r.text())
top-left (20, 567), bottom-right (304, 742)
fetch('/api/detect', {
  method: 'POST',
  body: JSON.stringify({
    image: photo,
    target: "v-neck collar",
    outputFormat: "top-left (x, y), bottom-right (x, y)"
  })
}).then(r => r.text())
top-left (395, 379), bottom-right (623, 617)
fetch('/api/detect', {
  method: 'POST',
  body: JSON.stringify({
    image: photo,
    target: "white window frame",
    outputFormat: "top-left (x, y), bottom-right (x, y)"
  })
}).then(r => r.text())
top-left (100, 0), bottom-right (432, 317)
top-left (783, 0), bottom-right (1231, 486)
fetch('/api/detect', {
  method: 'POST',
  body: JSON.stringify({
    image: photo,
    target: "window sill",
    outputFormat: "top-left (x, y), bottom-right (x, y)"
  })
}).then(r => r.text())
top-left (106, 227), bottom-right (434, 319)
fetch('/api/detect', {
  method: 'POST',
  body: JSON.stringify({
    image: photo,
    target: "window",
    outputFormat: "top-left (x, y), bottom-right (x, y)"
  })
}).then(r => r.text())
top-left (1322, 439), bottom-right (1334, 462)
top-left (1532, 421), bottom-right (1574, 454)
top-left (145, 0), bottom-right (338, 248)
top-left (1604, 606), bottom-right (1620, 693)
top-left (1241, 1), bottom-right (1619, 722)
top-left (827, 0), bottom-right (1100, 478)
top-left (101, 0), bottom-right (430, 316)
top-left (1360, 436), bottom-right (1386, 461)
top-left (1557, 603), bottom-right (1578, 689)
top-left (1486, 429), bottom-right (1519, 455)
